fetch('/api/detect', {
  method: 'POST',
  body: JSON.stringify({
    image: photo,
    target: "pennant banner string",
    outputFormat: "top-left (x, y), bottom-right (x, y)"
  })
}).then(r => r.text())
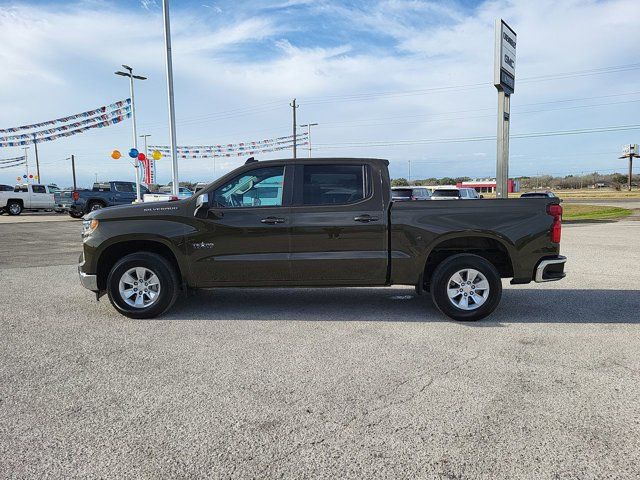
top-left (149, 133), bottom-right (308, 152)
top-left (0, 98), bottom-right (131, 134)
top-left (0, 155), bottom-right (26, 164)
top-left (175, 141), bottom-right (309, 159)
top-left (0, 105), bottom-right (131, 142)
top-left (0, 112), bottom-right (131, 148)
top-left (0, 160), bottom-right (26, 169)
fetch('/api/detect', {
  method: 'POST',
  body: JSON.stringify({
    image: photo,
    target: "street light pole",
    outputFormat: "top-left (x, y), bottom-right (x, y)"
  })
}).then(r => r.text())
top-left (299, 123), bottom-right (318, 158)
top-left (163, 0), bottom-right (180, 196)
top-left (115, 65), bottom-right (147, 202)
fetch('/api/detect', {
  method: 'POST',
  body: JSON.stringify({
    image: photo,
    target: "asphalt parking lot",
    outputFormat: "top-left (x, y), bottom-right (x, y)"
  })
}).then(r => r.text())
top-left (1, 214), bottom-right (639, 478)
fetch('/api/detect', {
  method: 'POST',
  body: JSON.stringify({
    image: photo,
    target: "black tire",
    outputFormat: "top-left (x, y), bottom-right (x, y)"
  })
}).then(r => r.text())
top-left (430, 253), bottom-right (502, 321)
top-left (69, 211), bottom-right (84, 219)
top-left (88, 201), bottom-right (105, 212)
top-left (106, 252), bottom-right (179, 319)
top-left (6, 201), bottom-right (22, 216)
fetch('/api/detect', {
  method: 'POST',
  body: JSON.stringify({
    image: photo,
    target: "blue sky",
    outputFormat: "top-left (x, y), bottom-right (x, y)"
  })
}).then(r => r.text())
top-left (1, 0), bottom-right (639, 187)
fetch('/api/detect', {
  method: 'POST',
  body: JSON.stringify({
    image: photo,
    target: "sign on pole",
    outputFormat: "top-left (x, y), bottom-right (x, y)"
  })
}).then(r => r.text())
top-left (494, 19), bottom-right (517, 199)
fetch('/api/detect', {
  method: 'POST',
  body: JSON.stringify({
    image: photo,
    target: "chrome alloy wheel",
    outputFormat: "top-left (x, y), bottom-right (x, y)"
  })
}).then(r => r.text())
top-left (118, 267), bottom-right (161, 308)
top-left (9, 203), bottom-right (21, 215)
top-left (446, 268), bottom-right (490, 311)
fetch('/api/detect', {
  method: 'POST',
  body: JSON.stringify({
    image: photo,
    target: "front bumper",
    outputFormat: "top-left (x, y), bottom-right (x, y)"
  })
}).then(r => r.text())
top-left (534, 255), bottom-right (567, 282)
top-left (78, 252), bottom-right (98, 291)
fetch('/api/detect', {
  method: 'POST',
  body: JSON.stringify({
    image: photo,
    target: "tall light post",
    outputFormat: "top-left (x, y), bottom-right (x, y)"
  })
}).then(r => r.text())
top-left (115, 64), bottom-right (147, 202)
top-left (163, 0), bottom-right (180, 196)
top-left (299, 123), bottom-right (318, 158)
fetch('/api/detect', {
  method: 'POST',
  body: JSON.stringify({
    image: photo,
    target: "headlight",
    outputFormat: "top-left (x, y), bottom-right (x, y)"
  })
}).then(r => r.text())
top-left (82, 219), bottom-right (99, 236)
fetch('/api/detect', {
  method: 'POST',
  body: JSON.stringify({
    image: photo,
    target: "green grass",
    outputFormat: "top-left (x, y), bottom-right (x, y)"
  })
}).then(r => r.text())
top-left (562, 204), bottom-right (633, 222)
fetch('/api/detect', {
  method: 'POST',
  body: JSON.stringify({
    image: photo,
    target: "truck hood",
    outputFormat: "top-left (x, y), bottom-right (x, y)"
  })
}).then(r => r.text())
top-left (86, 199), bottom-right (188, 220)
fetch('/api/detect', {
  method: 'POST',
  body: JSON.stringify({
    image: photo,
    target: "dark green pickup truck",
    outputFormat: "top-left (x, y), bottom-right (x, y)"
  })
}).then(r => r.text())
top-left (78, 157), bottom-right (566, 321)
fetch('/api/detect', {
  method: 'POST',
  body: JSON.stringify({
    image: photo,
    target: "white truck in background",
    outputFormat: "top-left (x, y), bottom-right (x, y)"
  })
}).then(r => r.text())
top-left (0, 184), bottom-right (55, 215)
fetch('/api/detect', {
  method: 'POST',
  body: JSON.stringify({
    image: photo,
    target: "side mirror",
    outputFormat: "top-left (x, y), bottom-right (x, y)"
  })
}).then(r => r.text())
top-left (480, 194), bottom-right (484, 199)
top-left (194, 193), bottom-right (209, 217)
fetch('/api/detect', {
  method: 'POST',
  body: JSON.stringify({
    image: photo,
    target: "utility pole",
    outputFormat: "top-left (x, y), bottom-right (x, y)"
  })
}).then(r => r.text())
top-left (299, 123), bottom-right (318, 158)
top-left (69, 155), bottom-right (77, 190)
top-left (408, 159), bottom-right (412, 183)
top-left (22, 147), bottom-right (29, 180)
top-left (32, 134), bottom-right (41, 183)
top-left (115, 64), bottom-right (147, 202)
top-left (163, 0), bottom-right (180, 196)
top-left (290, 99), bottom-right (299, 158)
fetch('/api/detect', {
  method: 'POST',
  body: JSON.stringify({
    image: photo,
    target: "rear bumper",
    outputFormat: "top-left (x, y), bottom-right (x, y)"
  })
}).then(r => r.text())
top-left (534, 255), bottom-right (567, 282)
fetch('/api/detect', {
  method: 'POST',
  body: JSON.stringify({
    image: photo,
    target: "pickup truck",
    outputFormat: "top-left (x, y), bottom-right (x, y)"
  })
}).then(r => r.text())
top-left (78, 158), bottom-right (566, 321)
top-left (0, 184), bottom-right (55, 215)
top-left (68, 181), bottom-right (149, 218)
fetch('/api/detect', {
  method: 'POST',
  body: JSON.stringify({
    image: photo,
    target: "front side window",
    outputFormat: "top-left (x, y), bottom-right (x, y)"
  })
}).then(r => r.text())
top-left (32, 185), bottom-right (46, 194)
top-left (302, 164), bottom-right (365, 206)
top-left (114, 182), bottom-right (134, 193)
top-left (14, 185), bottom-right (27, 193)
top-left (213, 166), bottom-right (284, 208)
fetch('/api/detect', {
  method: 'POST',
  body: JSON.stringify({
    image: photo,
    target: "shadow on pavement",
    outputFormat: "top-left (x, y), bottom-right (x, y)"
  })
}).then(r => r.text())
top-left (160, 287), bottom-right (640, 325)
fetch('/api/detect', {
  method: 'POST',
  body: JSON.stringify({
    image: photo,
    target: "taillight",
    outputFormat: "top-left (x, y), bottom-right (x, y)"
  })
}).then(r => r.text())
top-left (411, 196), bottom-right (417, 201)
top-left (72, 191), bottom-right (79, 201)
top-left (547, 204), bottom-right (562, 243)
top-left (169, 195), bottom-right (179, 201)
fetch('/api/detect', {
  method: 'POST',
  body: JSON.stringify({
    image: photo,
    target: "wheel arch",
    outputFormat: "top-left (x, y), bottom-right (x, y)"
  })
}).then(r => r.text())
top-left (422, 234), bottom-right (514, 290)
top-left (96, 239), bottom-right (183, 291)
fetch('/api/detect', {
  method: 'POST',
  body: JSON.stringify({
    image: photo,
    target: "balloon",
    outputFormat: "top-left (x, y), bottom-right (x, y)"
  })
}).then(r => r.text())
top-left (152, 150), bottom-right (162, 161)
top-left (17, 177), bottom-right (21, 181)
top-left (23, 174), bottom-right (27, 178)
top-left (128, 148), bottom-right (139, 159)
top-left (138, 153), bottom-right (146, 161)
top-left (34, 176), bottom-right (39, 180)
top-left (111, 150), bottom-right (121, 160)
top-left (29, 174), bottom-right (33, 178)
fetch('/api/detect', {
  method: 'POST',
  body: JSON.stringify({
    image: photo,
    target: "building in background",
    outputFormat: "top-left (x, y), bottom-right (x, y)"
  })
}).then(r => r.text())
top-left (456, 179), bottom-right (519, 193)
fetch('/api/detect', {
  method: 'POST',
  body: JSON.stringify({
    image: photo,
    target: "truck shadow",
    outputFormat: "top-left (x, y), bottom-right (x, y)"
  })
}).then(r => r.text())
top-left (161, 287), bottom-right (640, 325)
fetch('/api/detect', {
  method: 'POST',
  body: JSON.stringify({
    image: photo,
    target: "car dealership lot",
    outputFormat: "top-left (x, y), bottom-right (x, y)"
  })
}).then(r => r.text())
top-left (1, 217), bottom-right (639, 478)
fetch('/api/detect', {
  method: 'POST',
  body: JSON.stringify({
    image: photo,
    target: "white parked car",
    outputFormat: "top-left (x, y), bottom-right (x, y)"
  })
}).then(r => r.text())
top-left (0, 184), bottom-right (56, 215)
top-left (431, 187), bottom-right (481, 200)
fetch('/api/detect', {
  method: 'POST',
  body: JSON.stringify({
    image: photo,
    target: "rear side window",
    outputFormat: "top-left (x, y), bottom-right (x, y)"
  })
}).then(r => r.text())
top-left (432, 189), bottom-right (460, 197)
top-left (0, 184), bottom-right (14, 191)
top-left (392, 188), bottom-right (413, 197)
top-left (302, 165), bottom-right (366, 206)
top-left (32, 185), bottom-right (46, 193)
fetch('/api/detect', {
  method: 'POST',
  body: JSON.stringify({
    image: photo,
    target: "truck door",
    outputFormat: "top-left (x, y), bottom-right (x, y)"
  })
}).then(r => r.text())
top-left (30, 184), bottom-right (50, 208)
top-left (289, 162), bottom-right (388, 285)
top-left (187, 165), bottom-right (292, 287)
top-left (112, 182), bottom-right (137, 204)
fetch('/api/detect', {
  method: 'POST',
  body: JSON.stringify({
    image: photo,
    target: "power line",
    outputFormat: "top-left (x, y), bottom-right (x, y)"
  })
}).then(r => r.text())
top-left (315, 123), bottom-right (640, 149)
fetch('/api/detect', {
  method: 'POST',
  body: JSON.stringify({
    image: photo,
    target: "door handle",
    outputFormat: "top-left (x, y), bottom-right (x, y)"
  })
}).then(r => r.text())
top-left (354, 215), bottom-right (379, 223)
top-left (261, 216), bottom-right (285, 224)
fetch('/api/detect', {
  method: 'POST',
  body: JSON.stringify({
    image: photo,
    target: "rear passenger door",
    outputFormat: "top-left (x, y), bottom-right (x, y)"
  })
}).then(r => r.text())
top-left (290, 162), bottom-right (388, 285)
top-left (113, 182), bottom-right (137, 205)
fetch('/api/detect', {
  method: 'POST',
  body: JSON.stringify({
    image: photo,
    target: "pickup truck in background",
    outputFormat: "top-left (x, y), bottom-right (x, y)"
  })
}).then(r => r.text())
top-left (0, 184), bottom-right (55, 215)
top-left (78, 157), bottom-right (566, 321)
top-left (68, 181), bottom-right (149, 218)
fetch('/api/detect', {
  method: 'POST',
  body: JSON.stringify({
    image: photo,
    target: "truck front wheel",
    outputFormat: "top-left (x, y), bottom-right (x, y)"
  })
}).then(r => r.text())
top-left (106, 252), bottom-right (179, 319)
top-left (7, 201), bottom-right (23, 216)
top-left (430, 253), bottom-right (502, 321)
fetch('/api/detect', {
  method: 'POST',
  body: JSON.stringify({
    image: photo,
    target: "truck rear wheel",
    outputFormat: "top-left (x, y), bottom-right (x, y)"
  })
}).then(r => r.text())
top-left (430, 253), bottom-right (502, 321)
top-left (106, 252), bottom-right (179, 319)
top-left (88, 201), bottom-right (105, 212)
top-left (69, 211), bottom-right (84, 219)
top-left (7, 201), bottom-right (22, 216)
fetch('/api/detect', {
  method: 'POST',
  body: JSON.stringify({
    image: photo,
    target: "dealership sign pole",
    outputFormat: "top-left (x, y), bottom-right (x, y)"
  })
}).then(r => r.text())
top-left (494, 19), bottom-right (516, 199)
top-left (619, 144), bottom-right (638, 191)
